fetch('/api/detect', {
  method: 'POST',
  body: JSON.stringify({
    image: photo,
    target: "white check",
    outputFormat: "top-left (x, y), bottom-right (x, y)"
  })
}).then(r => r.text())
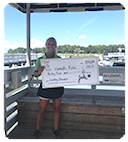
top-left (40, 57), bottom-right (99, 88)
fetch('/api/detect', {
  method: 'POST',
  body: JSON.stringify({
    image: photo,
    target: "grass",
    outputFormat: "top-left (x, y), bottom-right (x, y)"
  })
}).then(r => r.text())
top-left (57, 53), bottom-right (103, 57)
top-left (4, 53), bottom-right (26, 55)
top-left (4, 53), bottom-right (103, 56)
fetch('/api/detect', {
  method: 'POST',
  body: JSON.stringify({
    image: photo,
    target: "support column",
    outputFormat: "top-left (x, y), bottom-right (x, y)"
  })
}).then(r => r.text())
top-left (26, 3), bottom-right (31, 66)
top-left (4, 85), bottom-right (7, 136)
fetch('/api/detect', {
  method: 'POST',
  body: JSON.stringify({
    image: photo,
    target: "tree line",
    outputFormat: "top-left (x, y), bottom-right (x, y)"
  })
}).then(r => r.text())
top-left (7, 44), bottom-right (125, 54)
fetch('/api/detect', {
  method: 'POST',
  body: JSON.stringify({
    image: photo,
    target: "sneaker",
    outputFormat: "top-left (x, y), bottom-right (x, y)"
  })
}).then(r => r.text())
top-left (52, 129), bottom-right (62, 139)
top-left (33, 130), bottom-right (40, 138)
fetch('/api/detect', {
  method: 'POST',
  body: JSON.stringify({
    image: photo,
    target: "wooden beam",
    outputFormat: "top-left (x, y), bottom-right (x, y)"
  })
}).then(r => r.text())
top-left (26, 3), bottom-right (31, 66)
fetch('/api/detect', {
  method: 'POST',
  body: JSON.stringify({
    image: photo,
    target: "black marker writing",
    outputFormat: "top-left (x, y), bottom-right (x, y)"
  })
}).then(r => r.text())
top-left (78, 74), bottom-right (88, 83)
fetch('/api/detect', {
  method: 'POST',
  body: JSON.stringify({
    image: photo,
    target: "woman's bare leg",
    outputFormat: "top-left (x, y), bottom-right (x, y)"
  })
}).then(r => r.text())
top-left (53, 97), bottom-right (62, 130)
top-left (36, 99), bottom-right (50, 130)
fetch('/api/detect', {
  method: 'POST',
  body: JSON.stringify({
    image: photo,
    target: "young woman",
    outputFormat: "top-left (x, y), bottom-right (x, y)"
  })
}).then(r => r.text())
top-left (33, 37), bottom-right (64, 138)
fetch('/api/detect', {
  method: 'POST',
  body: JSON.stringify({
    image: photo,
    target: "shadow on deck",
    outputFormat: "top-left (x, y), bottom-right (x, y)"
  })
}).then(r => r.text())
top-left (8, 93), bottom-right (125, 139)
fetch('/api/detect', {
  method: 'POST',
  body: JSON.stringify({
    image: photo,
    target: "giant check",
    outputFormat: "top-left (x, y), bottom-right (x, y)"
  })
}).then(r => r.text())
top-left (40, 57), bottom-right (99, 88)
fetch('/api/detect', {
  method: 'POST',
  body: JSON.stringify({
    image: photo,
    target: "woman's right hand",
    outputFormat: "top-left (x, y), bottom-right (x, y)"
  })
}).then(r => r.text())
top-left (39, 66), bottom-right (45, 74)
top-left (34, 66), bottom-right (45, 77)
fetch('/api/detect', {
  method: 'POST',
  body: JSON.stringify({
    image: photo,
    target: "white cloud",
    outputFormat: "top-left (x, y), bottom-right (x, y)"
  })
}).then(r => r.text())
top-left (3, 34), bottom-right (6, 39)
top-left (66, 30), bottom-right (70, 33)
top-left (78, 35), bottom-right (87, 39)
top-left (4, 40), bottom-right (26, 49)
top-left (58, 42), bottom-right (88, 47)
top-left (4, 40), bottom-right (8, 44)
top-left (22, 24), bottom-right (26, 27)
top-left (4, 40), bottom-right (26, 53)
top-left (116, 41), bottom-right (125, 45)
top-left (4, 38), bottom-right (45, 53)
top-left (79, 16), bottom-right (99, 30)
top-left (62, 37), bottom-right (70, 40)
top-left (31, 38), bottom-right (45, 48)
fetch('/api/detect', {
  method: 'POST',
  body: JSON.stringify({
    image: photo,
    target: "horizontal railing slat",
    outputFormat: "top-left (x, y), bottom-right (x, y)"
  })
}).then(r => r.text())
top-left (5, 106), bottom-right (18, 118)
top-left (21, 80), bottom-right (28, 86)
top-left (99, 81), bottom-right (125, 86)
top-left (5, 87), bottom-right (28, 108)
top-left (64, 88), bottom-right (125, 98)
top-left (99, 67), bottom-right (125, 75)
top-left (5, 115), bottom-right (18, 131)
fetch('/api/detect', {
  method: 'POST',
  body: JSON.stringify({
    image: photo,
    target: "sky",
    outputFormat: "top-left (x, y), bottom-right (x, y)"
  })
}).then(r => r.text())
top-left (4, 3), bottom-right (125, 53)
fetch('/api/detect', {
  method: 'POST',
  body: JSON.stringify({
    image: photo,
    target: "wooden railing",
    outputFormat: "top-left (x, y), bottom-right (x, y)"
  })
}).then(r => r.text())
top-left (4, 66), bottom-right (125, 136)
top-left (4, 54), bottom-right (40, 66)
top-left (4, 66), bottom-right (33, 135)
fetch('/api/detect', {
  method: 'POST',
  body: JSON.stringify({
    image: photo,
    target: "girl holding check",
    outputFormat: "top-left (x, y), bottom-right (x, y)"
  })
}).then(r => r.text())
top-left (33, 37), bottom-right (64, 138)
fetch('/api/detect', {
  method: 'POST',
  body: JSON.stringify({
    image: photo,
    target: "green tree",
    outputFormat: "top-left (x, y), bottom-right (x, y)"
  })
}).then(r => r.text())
top-left (7, 44), bottom-right (125, 54)
top-left (8, 49), bottom-right (14, 53)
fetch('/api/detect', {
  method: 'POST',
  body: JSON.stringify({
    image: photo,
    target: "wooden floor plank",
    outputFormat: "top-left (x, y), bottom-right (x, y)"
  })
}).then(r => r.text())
top-left (8, 127), bottom-right (124, 139)
top-left (18, 102), bottom-right (124, 116)
top-left (18, 118), bottom-right (125, 133)
top-left (18, 93), bottom-right (125, 107)
top-left (18, 110), bottom-right (125, 125)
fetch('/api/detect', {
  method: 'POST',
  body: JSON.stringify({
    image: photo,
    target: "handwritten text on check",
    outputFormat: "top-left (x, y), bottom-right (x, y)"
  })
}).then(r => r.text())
top-left (41, 57), bottom-right (99, 88)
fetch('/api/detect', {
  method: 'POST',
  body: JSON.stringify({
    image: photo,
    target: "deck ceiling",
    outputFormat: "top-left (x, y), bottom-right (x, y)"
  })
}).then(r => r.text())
top-left (9, 3), bottom-right (124, 13)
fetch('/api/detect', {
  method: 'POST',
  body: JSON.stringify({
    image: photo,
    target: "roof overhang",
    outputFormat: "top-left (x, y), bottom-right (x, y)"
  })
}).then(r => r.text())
top-left (9, 3), bottom-right (125, 13)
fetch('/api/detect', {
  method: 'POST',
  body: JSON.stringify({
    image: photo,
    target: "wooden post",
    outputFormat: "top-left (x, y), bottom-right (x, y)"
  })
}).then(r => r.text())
top-left (91, 85), bottom-right (96, 90)
top-left (26, 3), bottom-right (31, 66)
top-left (4, 85), bottom-right (7, 136)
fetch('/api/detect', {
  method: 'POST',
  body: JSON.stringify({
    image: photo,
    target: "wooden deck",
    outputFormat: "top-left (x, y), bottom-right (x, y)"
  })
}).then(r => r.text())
top-left (8, 92), bottom-right (125, 139)
top-left (8, 127), bottom-right (124, 139)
